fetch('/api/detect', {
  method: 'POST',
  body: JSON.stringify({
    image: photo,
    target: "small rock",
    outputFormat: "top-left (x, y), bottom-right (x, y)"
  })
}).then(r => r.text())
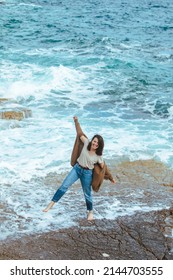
top-left (102, 253), bottom-right (110, 257)
top-left (0, 111), bottom-right (24, 120)
top-left (0, 98), bottom-right (11, 103)
top-left (0, 109), bottom-right (32, 120)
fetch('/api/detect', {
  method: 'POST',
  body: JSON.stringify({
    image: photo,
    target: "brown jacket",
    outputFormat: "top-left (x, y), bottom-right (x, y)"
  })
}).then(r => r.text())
top-left (71, 119), bottom-right (114, 192)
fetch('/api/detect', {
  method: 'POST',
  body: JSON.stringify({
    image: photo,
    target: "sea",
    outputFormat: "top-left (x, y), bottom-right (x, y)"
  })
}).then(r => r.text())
top-left (0, 0), bottom-right (173, 241)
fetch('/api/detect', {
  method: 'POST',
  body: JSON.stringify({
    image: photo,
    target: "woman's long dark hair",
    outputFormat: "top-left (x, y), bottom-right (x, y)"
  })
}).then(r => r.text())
top-left (87, 134), bottom-right (104, 156)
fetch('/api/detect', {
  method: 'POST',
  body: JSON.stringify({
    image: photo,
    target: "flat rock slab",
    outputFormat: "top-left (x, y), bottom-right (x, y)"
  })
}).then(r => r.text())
top-left (0, 109), bottom-right (32, 120)
top-left (114, 159), bottom-right (173, 187)
top-left (0, 98), bottom-right (32, 120)
top-left (0, 209), bottom-right (173, 260)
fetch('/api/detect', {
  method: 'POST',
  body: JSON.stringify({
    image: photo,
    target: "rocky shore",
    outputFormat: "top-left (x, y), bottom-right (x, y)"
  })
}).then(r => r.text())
top-left (0, 159), bottom-right (173, 260)
top-left (0, 208), bottom-right (173, 260)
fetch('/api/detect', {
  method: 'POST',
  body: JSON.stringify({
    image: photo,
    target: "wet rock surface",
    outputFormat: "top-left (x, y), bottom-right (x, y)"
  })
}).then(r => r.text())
top-left (114, 159), bottom-right (173, 188)
top-left (0, 98), bottom-right (32, 120)
top-left (1, 159), bottom-right (173, 260)
top-left (0, 209), bottom-right (173, 260)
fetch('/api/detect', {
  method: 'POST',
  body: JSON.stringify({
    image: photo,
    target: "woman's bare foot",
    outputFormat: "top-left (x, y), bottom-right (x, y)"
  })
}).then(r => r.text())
top-left (42, 201), bottom-right (55, 212)
top-left (87, 210), bottom-right (94, 221)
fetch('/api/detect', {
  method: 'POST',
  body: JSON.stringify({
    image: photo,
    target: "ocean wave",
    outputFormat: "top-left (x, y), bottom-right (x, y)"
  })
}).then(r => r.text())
top-left (144, 100), bottom-right (173, 119)
top-left (153, 100), bottom-right (172, 118)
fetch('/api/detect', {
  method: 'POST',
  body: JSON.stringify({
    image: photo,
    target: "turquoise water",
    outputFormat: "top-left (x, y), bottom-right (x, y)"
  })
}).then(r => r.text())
top-left (0, 0), bottom-right (173, 240)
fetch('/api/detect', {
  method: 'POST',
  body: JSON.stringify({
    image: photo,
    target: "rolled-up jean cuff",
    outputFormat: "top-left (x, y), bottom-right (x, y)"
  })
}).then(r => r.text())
top-left (52, 189), bottom-right (65, 202)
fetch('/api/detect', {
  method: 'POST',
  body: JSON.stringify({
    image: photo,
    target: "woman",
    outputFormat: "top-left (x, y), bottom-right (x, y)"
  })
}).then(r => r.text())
top-left (43, 116), bottom-right (115, 220)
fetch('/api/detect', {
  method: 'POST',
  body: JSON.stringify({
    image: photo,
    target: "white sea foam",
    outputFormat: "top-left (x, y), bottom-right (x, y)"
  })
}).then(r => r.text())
top-left (1, 61), bottom-right (107, 109)
top-left (18, 2), bottom-right (42, 8)
top-left (1, 181), bottom-right (172, 241)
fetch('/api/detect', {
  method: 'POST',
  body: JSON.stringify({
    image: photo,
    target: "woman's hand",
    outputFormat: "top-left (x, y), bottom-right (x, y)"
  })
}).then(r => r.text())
top-left (111, 178), bottom-right (116, 184)
top-left (73, 116), bottom-right (78, 122)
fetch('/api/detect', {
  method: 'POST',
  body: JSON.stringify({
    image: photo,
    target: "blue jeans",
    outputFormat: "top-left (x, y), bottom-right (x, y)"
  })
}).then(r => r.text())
top-left (52, 163), bottom-right (93, 211)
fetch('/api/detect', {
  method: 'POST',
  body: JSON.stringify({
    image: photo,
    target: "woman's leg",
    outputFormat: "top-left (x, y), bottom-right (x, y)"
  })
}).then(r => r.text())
top-left (43, 201), bottom-right (55, 212)
top-left (80, 170), bottom-right (93, 220)
top-left (43, 165), bottom-right (79, 212)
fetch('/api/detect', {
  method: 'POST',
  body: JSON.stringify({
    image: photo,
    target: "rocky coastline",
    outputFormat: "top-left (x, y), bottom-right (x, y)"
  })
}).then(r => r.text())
top-left (0, 208), bottom-right (173, 260)
top-left (0, 142), bottom-right (173, 260)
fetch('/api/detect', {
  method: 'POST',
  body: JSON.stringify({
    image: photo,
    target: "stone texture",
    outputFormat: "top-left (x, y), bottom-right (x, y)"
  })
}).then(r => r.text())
top-left (0, 209), bottom-right (172, 260)
top-left (0, 110), bottom-right (32, 120)
top-left (0, 98), bottom-right (32, 120)
top-left (114, 159), bottom-right (173, 187)
top-left (0, 98), bottom-right (11, 103)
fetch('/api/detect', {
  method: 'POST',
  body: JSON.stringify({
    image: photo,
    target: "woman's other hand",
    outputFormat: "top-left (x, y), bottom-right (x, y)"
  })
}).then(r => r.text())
top-left (73, 116), bottom-right (78, 122)
top-left (111, 178), bottom-right (116, 184)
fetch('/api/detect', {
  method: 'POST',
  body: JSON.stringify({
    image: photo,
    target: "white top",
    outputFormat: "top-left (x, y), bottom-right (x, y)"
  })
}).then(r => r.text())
top-left (77, 139), bottom-right (103, 170)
